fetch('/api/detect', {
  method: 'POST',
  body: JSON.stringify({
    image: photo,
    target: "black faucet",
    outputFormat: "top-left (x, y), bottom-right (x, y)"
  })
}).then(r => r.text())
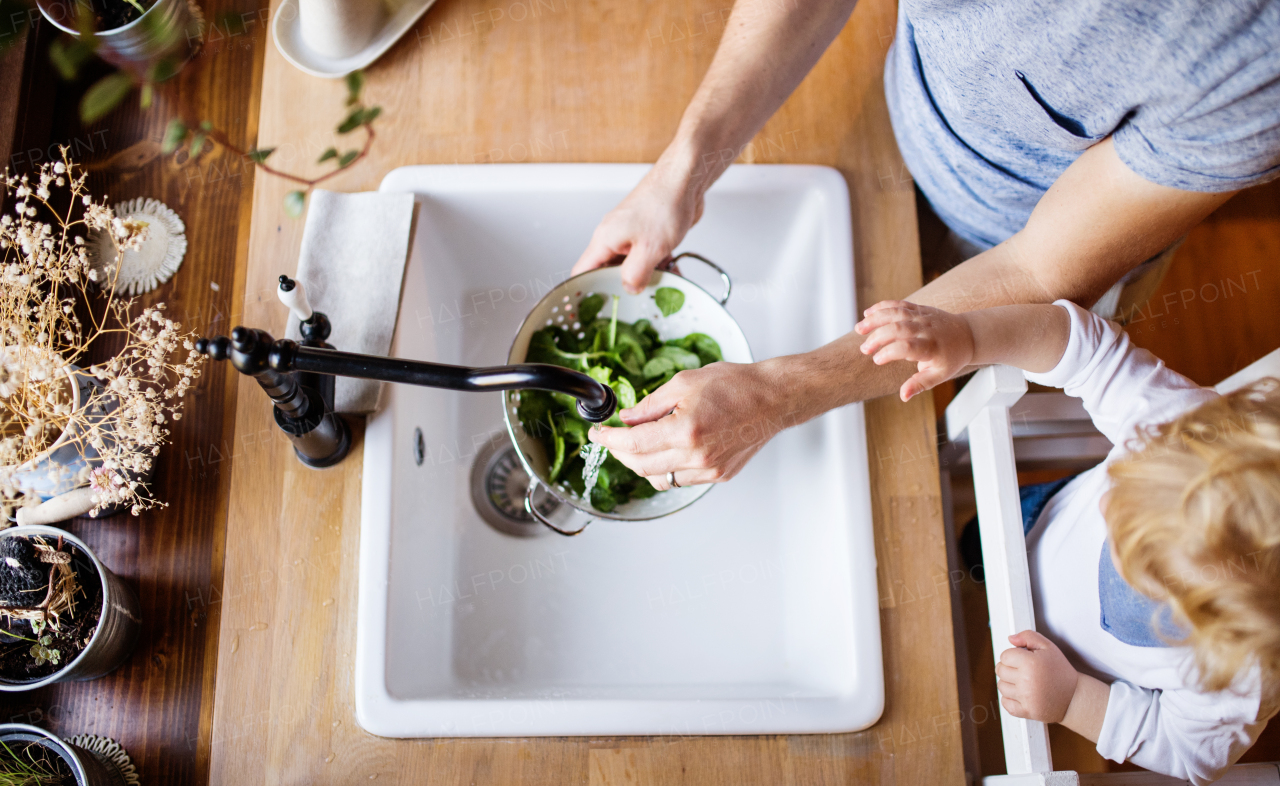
top-left (196, 275), bottom-right (617, 468)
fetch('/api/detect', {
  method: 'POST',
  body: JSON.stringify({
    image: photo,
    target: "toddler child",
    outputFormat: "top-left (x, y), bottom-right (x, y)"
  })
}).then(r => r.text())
top-left (854, 298), bottom-right (1279, 784)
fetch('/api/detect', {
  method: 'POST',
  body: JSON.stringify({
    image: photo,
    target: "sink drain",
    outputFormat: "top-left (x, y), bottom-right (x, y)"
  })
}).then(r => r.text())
top-left (470, 439), bottom-right (560, 537)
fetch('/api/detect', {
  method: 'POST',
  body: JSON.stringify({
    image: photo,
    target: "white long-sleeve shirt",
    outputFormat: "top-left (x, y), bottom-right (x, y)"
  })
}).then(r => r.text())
top-left (1023, 301), bottom-right (1275, 785)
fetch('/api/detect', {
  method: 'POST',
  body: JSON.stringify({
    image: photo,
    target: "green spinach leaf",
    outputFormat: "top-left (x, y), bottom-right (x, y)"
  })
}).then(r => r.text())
top-left (654, 287), bottom-right (685, 317)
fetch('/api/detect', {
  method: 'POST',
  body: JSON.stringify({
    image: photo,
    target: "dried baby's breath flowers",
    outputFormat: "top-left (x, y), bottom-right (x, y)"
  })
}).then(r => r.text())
top-left (0, 149), bottom-right (206, 518)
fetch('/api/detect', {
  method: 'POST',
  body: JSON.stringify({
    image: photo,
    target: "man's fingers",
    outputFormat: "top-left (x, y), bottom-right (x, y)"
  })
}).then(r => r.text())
top-left (605, 447), bottom-right (686, 479)
top-left (619, 244), bottom-right (668, 294)
top-left (620, 381), bottom-right (685, 426)
top-left (589, 419), bottom-right (677, 455)
top-left (643, 467), bottom-right (720, 491)
top-left (573, 234), bottom-right (623, 276)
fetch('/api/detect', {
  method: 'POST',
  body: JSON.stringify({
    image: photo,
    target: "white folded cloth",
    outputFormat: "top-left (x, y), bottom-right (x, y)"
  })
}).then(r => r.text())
top-left (286, 188), bottom-right (415, 413)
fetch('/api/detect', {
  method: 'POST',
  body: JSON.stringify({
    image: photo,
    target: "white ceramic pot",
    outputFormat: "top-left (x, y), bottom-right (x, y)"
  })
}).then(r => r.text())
top-left (297, 0), bottom-right (386, 59)
top-left (6, 365), bottom-right (116, 517)
top-left (503, 254), bottom-right (752, 533)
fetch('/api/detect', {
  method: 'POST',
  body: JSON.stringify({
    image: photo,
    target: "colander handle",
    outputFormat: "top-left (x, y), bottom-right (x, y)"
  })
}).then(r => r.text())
top-left (525, 483), bottom-right (593, 536)
top-left (668, 252), bottom-right (732, 306)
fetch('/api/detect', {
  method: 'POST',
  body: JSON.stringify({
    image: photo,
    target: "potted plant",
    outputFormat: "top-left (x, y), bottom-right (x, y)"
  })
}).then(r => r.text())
top-left (0, 723), bottom-right (133, 784)
top-left (34, 0), bottom-right (204, 71)
top-left (0, 525), bottom-right (140, 690)
top-left (1, 151), bottom-right (205, 523)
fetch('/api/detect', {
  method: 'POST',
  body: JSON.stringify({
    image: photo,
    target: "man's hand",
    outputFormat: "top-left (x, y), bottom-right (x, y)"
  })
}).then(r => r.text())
top-left (854, 300), bottom-right (976, 401)
top-left (572, 157), bottom-right (706, 294)
top-left (586, 361), bottom-right (795, 489)
top-left (996, 631), bottom-right (1080, 724)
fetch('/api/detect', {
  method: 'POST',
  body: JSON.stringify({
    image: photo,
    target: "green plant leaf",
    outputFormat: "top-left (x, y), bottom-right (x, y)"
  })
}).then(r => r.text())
top-left (576, 294), bottom-right (605, 325)
top-left (283, 190), bottom-right (306, 218)
top-left (247, 147), bottom-right (276, 164)
top-left (162, 118), bottom-right (188, 154)
top-left (361, 105), bottom-right (382, 124)
top-left (49, 37), bottom-right (93, 80)
top-left (139, 82), bottom-right (154, 109)
top-left (149, 56), bottom-right (180, 83)
top-left (642, 356), bottom-right (676, 380)
top-left (338, 149), bottom-right (359, 167)
top-left (336, 109), bottom-right (363, 134)
top-left (652, 345), bottom-right (701, 371)
top-left (317, 147), bottom-right (338, 163)
top-left (80, 72), bottom-right (135, 124)
top-left (345, 70), bottom-right (364, 105)
top-left (653, 287), bottom-right (685, 317)
top-left (547, 412), bottom-right (565, 481)
top-left (189, 131), bottom-right (206, 157)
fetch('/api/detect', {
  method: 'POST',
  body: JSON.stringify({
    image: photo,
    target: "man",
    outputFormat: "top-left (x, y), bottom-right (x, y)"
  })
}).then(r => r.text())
top-left (574, 0), bottom-right (1280, 490)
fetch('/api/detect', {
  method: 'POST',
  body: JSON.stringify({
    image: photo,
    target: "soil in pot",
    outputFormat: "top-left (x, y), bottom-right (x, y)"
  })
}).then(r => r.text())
top-left (0, 536), bottom-right (102, 683)
top-left (90, 0), bottom-right (158, 32)
top-left (0, 737), bottom-right (76, 784)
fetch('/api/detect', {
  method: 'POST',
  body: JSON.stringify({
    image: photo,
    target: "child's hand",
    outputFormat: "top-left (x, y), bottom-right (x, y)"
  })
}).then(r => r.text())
top-left (996, 630), bottom-right (1079, 724)
top-left (854, 301), bottom-right (975, 401)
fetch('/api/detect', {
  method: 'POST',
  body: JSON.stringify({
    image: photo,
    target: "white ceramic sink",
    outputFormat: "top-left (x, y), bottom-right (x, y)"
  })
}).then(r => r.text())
top-left (356, 164), bottom-right (882, 737)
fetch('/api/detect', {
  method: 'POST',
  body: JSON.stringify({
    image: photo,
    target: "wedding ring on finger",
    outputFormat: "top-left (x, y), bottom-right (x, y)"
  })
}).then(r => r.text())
top-left (666, 471), bottom-right (681, 489)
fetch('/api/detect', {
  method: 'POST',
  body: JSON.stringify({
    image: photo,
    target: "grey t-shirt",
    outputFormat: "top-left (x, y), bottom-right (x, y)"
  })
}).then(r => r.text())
top-left (884, 0), bottom-right (1280, 249)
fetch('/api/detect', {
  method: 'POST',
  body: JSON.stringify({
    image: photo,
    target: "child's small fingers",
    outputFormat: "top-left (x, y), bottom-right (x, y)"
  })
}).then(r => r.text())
top-left (1011, 630), bottom-right (1049, 651)
top-left (1000, 697), bottom-right (1028, 719)
top-left (855, 309), bottom-right (913, 336)
top-left (863, 299), bottom-right (915, 316)
top-left (858, 323), bottom-right (914, 355)
top-left (872, 342), bottom-right (918, 366)
top-left (998, 648), bottom-right (1030, 670)
top-left (903, 368), bottom-right (945, 399)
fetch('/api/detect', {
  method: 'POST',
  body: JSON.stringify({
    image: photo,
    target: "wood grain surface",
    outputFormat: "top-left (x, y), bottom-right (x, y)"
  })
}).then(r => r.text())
top-left (209, 0), bottom-right (969, 782)
top-left (0, 4), bottom-right (266, 783)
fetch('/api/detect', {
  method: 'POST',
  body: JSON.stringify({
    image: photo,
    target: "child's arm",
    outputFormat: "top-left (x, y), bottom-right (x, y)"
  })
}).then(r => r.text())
top-left (995, 630), bottom-right (1109, 740)
top-left (854, 301), bottom-right (1070, 402)
top-left (998, 630), bottom-right (1272, 784)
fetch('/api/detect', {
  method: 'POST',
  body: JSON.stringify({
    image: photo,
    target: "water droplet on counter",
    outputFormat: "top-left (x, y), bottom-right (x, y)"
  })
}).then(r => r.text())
top-left (325, 753), bottom-right (334, 763)
top-left (249, 621), bottom-right (268, 631)
top-left (322, 598), bottom-right (335, 606)
top-left (229, 635), bottom-right (239, 653)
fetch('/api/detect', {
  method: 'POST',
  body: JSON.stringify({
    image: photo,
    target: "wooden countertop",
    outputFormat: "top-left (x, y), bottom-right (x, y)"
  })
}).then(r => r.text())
top-left (210, 0), bottom-right (967, 781)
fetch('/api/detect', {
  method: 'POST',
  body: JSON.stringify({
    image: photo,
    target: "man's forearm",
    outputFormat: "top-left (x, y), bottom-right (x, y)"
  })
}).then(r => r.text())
top-left (664, 0), bottom-right (859, 196)
top-left (770, 138), bottom-right (1237, 414)
top-left (764, 242), bottom-right (1056, 418)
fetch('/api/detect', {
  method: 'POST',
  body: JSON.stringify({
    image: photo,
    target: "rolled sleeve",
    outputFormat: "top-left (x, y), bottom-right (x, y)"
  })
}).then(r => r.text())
top-left (1023, 300), bottom-right (1215, 448)
top-left (1098, 679), bottom-right (1268, 786)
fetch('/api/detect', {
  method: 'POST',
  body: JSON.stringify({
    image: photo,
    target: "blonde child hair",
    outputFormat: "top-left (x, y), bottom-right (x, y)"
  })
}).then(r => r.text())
top-left (1106, 378), bottom-right (1280, 693)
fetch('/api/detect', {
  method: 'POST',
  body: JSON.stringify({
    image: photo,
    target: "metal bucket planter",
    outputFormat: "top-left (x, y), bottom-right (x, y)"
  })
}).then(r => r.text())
top-left (0, 724), bottom-right (130, 785)
top-left (0, 526), bottom-right (141, 691)
top-left (36, 0), bottom-right (205, 71)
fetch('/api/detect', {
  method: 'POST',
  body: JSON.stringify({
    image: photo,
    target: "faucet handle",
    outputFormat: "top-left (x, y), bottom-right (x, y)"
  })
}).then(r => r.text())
top-left (278, 275), bottom-right (314, 323)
